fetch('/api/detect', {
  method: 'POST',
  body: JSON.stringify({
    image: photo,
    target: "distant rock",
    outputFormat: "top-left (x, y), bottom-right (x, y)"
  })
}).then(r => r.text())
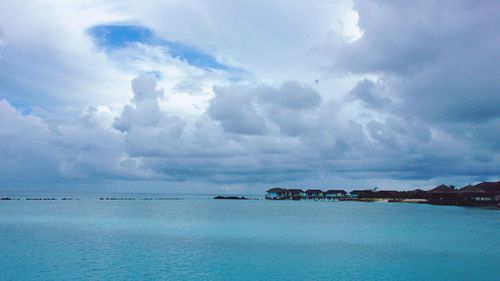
top-left (213, 196), bottom-right (248, 200)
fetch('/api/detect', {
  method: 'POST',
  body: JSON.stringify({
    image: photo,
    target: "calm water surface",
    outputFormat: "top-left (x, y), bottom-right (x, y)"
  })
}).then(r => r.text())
top-left (0, 194), bottom-right (499, 281)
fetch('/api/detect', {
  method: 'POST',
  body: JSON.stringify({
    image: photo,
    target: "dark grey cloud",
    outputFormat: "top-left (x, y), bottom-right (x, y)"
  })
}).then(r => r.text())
top-left (346, 79), bottom-right (391, 109)
top-left (322, 0), bottom-right (500, 185)
top-left (338, 1), bottom-right (499, 74)
top-left (337, 0), bottom-right (500, 123)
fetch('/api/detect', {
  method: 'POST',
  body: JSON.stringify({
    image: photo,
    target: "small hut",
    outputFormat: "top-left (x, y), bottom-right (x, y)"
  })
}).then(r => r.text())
top-left (265, 188), bottom-right (287, 200)
top-left (305, 189), bottom-right (324, 200)
top-left (325, 190), bottom-right (347, 200)
top-left (427, 184), bottom-right (459, 205)
top-left (429, 184), bottom-right (455, 193)
top-left (457, 181), bottom-right (500, 205)
top-left (286, 189), bottom-right (305, 200)
top-left (349, 190), bottom-right (367, 198)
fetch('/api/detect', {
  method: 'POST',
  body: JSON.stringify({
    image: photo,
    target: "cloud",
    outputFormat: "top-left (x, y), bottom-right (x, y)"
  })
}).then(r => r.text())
top-left (0, 26), bottom-right (5, 45)
top-left (111, 76), bottom-right (498, 187)
top-left (209, 81), bottom-right (322, 136)
top-left (0, 0), bottom-right (132, 112)
top-left (106, 0), bottom-right (357, 82)
top-left (319, 0), bottom-right (500, 185)
top-left (0, 98), bottom-right (151, 186)
top-left (1, 71), bottom-right (498, 191)
top-left (335, 0), bottom-right (500, 123)
top-left (0, 1), bottom-right (498, 192)
top-left (325, 0), bottom-right (500, 164)
top-left (257, 81), bottom-right (321, 110)
top-left (0, 99), bottom-right (57, 182)
top-left (346, 79), bottom-right (391, 109)
top-left (0, 1), bottom-right (237, 119)
top-left (113, 75), bottom-right (186, 157)
top-left (208, 85), bottom-right (267, 135)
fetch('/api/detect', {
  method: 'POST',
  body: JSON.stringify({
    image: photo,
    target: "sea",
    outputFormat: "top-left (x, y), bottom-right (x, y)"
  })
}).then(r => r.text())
top-left (0, 192), bottom-right (499, 281)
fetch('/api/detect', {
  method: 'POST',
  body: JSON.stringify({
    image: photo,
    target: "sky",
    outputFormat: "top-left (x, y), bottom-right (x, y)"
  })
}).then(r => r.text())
top-left (0, 0), bottom-right (499, 193)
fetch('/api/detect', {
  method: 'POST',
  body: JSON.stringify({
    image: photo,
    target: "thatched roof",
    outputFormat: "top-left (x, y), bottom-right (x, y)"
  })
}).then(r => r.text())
top-left (350, 190), bottom-right (369, 194)
top-left (286, 189), bottom-right (304, 193)
top-left (266, 188), bottom-right (287, 193)
top-left (457, 185), bottom-right (484, 193)
top-left (473, 181), bottom-right (500, 193)
top-left (429, 184), bottom-right (454, 193)
top-left (325, 189), bottom-right (347, 194)
top-left (305, 189), bottom-right (323, 194)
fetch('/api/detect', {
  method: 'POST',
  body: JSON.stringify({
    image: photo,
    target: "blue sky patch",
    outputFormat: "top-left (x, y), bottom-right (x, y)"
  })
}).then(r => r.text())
top-left (88, 24), bottom-right (230, 70)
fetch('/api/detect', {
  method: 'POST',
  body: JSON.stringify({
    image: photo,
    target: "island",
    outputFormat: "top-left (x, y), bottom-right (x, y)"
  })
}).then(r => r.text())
top-left (213, 196), bottom-right (249, 200)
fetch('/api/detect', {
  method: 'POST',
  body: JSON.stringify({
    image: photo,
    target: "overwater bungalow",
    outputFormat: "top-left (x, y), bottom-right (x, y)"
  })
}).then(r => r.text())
top-left (458, 185), bottom-right (491, 202)
top-left (265, 188), bottom-right (287, 200)
top-left (426, 182), bottom-right (500, 206)
top-left (456, 181), bottom-right (500, 205)
top-left (325, 190), bottom-right (347, 200)
top-left (349, 190), bottom-right (366, 198)
top-left (429, 184), bottom-right (455, 193)
top-left (427, 184), bottom-right (459, 205)
top-left (475, 181), bottom-right (500, 201)
top-left (305, 189), bottom-right (324, 200)
top-left (286, 189), bottom-right (305, 200)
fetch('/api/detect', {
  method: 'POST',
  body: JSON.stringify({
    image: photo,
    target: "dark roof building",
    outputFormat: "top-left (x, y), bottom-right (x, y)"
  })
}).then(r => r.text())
top-left (325, 190), bottom-right (347, 199)
top-left (429, 184), bottom-right (454, 193)
top-left (325, 189), bottom-right (347, 194)
top-left (286, 189), bottom-right (305, 193)
top-left (473, 181), bottom-right (500, 193)
top-left (285, 189), bottom-right (305, 200)
top-left (266, 188), bottom-right (287, 193)
top-left (305, 189), bottom-right (323, 194)
top-left (458, 185), bottom-right (485, 194)
top-left (265, 187), bottom-right (287, 200)
top-left (350, 190), bottom-right (366, 193)
top-left (453, 181), bottom-right (500, 205)
top-left (458, 181), bottom-right (500, 196)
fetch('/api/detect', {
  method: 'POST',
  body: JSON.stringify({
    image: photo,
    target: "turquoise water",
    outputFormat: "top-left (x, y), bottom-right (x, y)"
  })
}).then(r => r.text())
top-left (0, 195), bottom-right (499, 281)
